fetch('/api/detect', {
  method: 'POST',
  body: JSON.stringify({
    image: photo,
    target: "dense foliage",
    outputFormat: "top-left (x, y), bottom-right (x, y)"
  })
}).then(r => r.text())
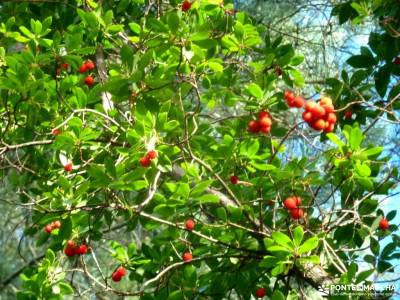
top-left (0, 0), bottom-right (399, 299)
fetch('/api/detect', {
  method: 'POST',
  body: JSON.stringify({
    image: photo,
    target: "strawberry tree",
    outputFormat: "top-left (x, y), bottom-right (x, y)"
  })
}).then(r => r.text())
top-left (0, 0), bottom-right (399, 299)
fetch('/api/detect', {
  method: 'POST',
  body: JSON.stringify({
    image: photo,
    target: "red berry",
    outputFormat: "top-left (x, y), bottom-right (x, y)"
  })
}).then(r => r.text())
top-left (64, 246), bottom-right (75, 257)
top-left (84, 75), bottom-right (94, 86)
top-left (302, 111), bottom-right (313, 123)
top-left (305, 101), bottom-right (317, 112)
top-left (51, 128), bottom-right (61, 135)
top-left (64, 163), bottom-right (73, 172)
top-left (312, 119), bottom-right (326, 131)
top-left (313, 105), bottom-right (326, 118)
top-left (394, 57), bottom-right (400, 65)
top-left (76, 244), bottom-right (88, 255)
top-left (61, 63), bottom-right (69, 70)
top-left (326, 113), bottom-right (337, 124)
top-left (181, 0), bottom-right (191, 11)
top-left (283, 197), bottom-right (297, 210)
top-left (185, 219), bottom-right (195, 231)
top-left (319, 96), bottom-right (332, 106)
top-left (230, 175), bottom-right (239, 184)
top-left (52, 220), bottom-right (61, 229)
top-left (344, 111), bottom-right (353, 119)
top-left (294, 196), bottom-right (302, 206)
top-left (322, 103), bottom-right (335, 114)
top-left (116, 266), bottom-right (127, 276)
top-left (258, 111), bottom-right (270, 120)
top-left (379, 218), bottom-right (389, 230)
top-left (112, 272), bottom-right (122, 282)
top-left (248, 120), bottom-right (260, 133)
top-left (323, 122), bottom-right (335, 133)
top-left (85, 60), bottom-right (95, 70)
top-left (292, 96), bottom-right (305, 108)
top-left (259, 124), bottom-right (271, 133)
top-left (284, 90), bottom-right (295, 103)
top-left (182, 252), bottom-right (193, 262)
top-left (44, 224), bottom-right (53, 234)
top-left (290, 208), bottom-right (304, 219)
top-left (139, 156), bottom-right (151, 167)
top-left (67, 240), bottom-right (75, 247)
top-left (146, 150), bottom-right (157, 160)
top-left (258, 116), bottom-right (272, 127)
top-left (79, 64), bottom-right (88, 73)
top-left (255, 287), bottom-right (266, 298)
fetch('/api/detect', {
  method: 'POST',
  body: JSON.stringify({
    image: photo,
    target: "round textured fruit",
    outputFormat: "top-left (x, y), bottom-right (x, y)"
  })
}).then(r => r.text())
top-left (305, 101), bottom-right (317, 112)
top-left (76, 244), bottom-right (88, 255)
top-left (319, 96), bottom-right (332, 105)
top-left (312, 119), bottom-right (326, 131)
top-left (115, 266), bottom-right (126, 277)
top-left (379, 218), bottom-right (389, 230)
top-left (181, 0), bottom-right (191, 11)
top-left (255, 287), bottom-right (266, 298)
top-left (322, 103), bottom-right (335, 114)
top-left (248, 120), bottom-right (260, 133)
top-left (294, 196), bottom-right (301, 206)
top-left (344, 111), bottom-right (353, 119)
top-left (302, 111), bottom-right (313, 123)
top-left (258, 111), bottom-right (270, 119)
top-left (51, 128), bottom-right (60, 135)
top-left (112, 272), bottom-right (122, 282)
top-left (313, 105), bottom-right (326, 118)
top-left (44, 224), bottom-right (53, 234)
top-left (292, 96), bottom-right (305, 108)
top-left (64, 246), bottom-right (75, 257)
top-left (182, 252), bottom-right (193, 262)
top-left (230, 175), bottom-right (239, 184)
top-left (79, 64), bottom-right (87, 73)
top-left (84, 75), bottom-right (94, 86)
top-left (185, 219), bottom-right (195, 231)
top-left (324, 123), bottom-right (335, 133)
top-left (64, 163), bottom-right (73, 172)
top-left (283, 197), bottom-right (297, 210)
top-left (67, 240), bottom-right (75, 247)
top-left (52, 220), bottom-right (61, 229)
top-left (326, 113), bottom-right (337, 124)
top-left (259, 125), bottom-right (271, 133)
top-left (258, 116), bottom-right (272, 127)
top-left (146, 150), bottom-right (157, 160)
top-left (140, 156), bottom-right (151, 167)
top-left (85, 60), bottom-right (95, 70)
top-left (290, 208), bottom-right (304, 219)
top-left (284, 90), bottom-right (295, 103)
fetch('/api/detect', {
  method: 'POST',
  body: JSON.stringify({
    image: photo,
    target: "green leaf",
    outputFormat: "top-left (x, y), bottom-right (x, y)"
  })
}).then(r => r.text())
top-left (293, 226), bottom-right (304, 247)
top-left (349, 126), bottom-right (363, 150)
top-left (196, 194), bottom-right (219, 204)
top-left (347, 55), bottom-right (376, 68)
top-left (167, 12), bottom-right (180, 32)
top-left (272, 231), bottom-right (294, 250)
top-left (271, 290), bottom-right (285, 300)
top-left (298, 236), bottom-right (319, 254)
top-left (246, 83), bottom-right (263, 99)
top-left (59, 217), bottom-right (72, 240)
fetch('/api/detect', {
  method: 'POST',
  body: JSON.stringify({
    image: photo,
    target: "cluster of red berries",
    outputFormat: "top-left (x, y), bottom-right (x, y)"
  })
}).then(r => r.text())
top-left (302, 97), bottom-right (336, 133)
top-left (139, 150), bottom-right (157, 167)
top-left (379, 218), bottom-right (390, 231)
top-left (64, 162), bottom-right (73, 172)
top-left (185, 219), bottom-right (195, 231)
top-left (64, 240), bottom-right (88, 257)
top-left (284, 91), bottom-right (337, 133)
top-left (255, 287), bottom-right (266, 298)
top-left (248, 111), bottom-right (272, 134)
top-left (283, 196), bottom-right (304, 219)
top-left (44, 220), bottom-right (61, 234)
top-left (112, 266), bottom-right (127, 282)
top-left (181, 0), bottom-right (191, 11)
top-left (284, 90), bottom-right (305, 108)
top-left (182, 252), bottom-right (193, 262)
top-left (79, 60), bottom-right (95, 86)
